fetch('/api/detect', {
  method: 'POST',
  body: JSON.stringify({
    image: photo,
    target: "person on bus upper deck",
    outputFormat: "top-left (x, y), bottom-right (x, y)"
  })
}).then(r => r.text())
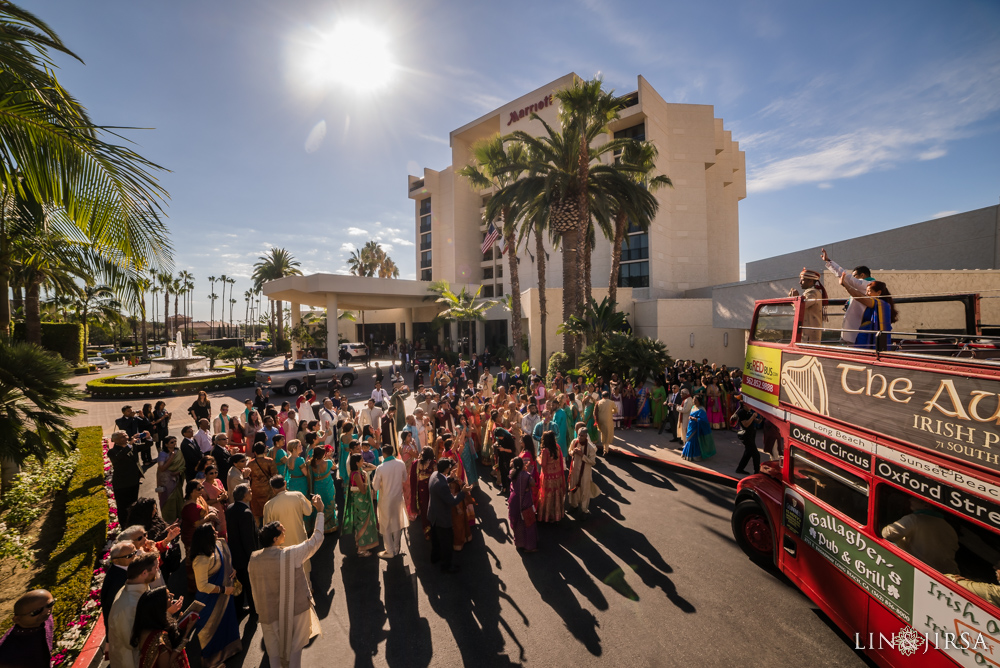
top-left (822, 249), bottom-right (875, 345)
top-left (787, 268), bottom-right (828, 343)
top-left (841, 278), bottom-right (897, 350)
top-left (881, 497), bottom-right (959, 574)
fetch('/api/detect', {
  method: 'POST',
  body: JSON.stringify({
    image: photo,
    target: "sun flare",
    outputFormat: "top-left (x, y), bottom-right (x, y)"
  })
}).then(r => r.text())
top-left (300, 21), bottom-right (395, 94)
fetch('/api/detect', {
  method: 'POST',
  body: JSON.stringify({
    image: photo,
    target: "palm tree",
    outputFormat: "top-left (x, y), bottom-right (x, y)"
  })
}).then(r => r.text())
top-left (207, 275), bottom-right (217, 337)
top-left (489, 77), bottom-right (658, 357)
top-left (171, 276), bottom-right (183, 342)
top-left (346, 241), bottom-right (398, 344)
top-left (0, 4), bottom-right (172, 334)
top-left (518, 202), bottom-right (550, 373)
top-left (217, 274), bottom-right (229, 337)
top-left (77, 284), bottom-right (119, 349)
top-left (251, 248), bottom-right (302, 346)
top-left (207, 292), bottom-right (218, 334)
top-left (135, 275), bottom-right (150, 357)
top-left (244, 289), bottom-right (252, 339)
top-left (177, 270), bottom-right (194, 339)
top-left (607, 141), bottom-right (671, 304)
top-left (557, 296), bottom-right (629, 346)
top-left (227, 277), bottom-right (237, 335)
top-left (149, 282), bottom-right (160, 343)
top-left (156, 271), bottom-right (171, 340)
top-left (457, 136), bottom-right (528, 365)
top-left (0, 339), bottom-right (83, 494)
top-left (429, 280), bottom-right (498, 357)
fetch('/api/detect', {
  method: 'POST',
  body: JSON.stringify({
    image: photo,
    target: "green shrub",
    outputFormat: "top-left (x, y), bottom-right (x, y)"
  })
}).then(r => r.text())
top-left (1, 451), bottom-right (81, 530)
top-left (12, 322), bottom-right (85, 364)
top-left (546, 352), bottom-right (572, 384)
top-left (578, 333), bottom-right (671, 386)
top-left (85, 368), bottom-right (258, 399)
top-left (0, 427), bottom-right (106, 638)
top-left (275, 339), bottom-right (292, 354)
top-left (194, 344), bottom-right (223, 369)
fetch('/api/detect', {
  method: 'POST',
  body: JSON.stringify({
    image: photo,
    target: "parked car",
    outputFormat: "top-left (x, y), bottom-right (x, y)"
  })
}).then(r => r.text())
top-left (101, 348), bottom-right (115, 355)
top-left (255, 358), bottom-right (356, 395)
top-left (412, 349), bottom-right (437, 372)
top-left (339, 342), bottom-right (368, 362)
top-left (245, 340), bottom-right (268, 352)
top-left (88, 356), bottom-right (110, 369)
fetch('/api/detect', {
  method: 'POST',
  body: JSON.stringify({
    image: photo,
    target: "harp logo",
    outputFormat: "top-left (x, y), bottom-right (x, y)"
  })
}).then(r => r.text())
top-left (781, 355), bottom-right (830, 416)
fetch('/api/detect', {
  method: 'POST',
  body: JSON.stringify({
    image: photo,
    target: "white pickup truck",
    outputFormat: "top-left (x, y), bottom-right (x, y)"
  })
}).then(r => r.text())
top-left (255, 359), bottom-right (356, 395)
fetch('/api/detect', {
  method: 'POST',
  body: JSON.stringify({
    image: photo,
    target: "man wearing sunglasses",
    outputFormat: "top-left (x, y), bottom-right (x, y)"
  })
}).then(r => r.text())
top-left (100, 540), bottom-right (137, 634)
top-left (0, 589), bottom-right (55, 667)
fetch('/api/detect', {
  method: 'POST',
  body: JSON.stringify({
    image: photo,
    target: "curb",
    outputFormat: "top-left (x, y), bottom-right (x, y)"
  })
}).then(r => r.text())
top-left (607, 447), bottom-right (740, 488)
top-left (71, 613), bottom-right (105, 668)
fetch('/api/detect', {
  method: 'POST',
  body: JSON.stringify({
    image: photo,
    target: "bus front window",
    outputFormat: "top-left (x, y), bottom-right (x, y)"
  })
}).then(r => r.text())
top-left (752, 303), bottom-right (796, 344)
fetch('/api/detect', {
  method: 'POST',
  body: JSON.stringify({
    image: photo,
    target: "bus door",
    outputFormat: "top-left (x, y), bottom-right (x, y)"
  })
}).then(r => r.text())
top-left (781, 446), bottom-right (871, 637)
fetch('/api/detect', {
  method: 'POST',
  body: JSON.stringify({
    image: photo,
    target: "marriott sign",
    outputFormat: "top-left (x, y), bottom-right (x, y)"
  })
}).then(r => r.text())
top-left (507, 94), bottom-right (554, 126)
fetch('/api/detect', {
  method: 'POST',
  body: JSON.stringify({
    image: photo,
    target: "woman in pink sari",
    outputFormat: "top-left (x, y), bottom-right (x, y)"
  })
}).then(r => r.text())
top-left (201, 466), bottom-right (228, 538)
top-left (399, 431), bottom-right (420, 521)
top-left (706, 378), bottom-right (725, 429)
top-left (518, 434), bottom-right (540, 508)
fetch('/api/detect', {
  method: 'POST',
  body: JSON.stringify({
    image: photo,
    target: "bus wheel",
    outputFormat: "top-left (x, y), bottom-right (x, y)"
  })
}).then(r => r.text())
top-left (733, 500), bottom-right (773, 564)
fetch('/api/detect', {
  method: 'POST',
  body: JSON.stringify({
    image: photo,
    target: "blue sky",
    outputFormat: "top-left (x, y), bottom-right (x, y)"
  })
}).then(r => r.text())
top-left (32, 0), bottom-right (1000, 320)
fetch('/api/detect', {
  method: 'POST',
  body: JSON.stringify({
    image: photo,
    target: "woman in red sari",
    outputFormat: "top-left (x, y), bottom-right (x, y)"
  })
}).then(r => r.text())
top-left (537, 431), bottom-right (566, 522)
top-left (180, 481), bottom-right (213, 593)
top-left (518, 434), bottom-right (540, 508)
top-left (132, 587), bottom-right (191, 668)
top-left (407, 446), bottom-right (436, 540)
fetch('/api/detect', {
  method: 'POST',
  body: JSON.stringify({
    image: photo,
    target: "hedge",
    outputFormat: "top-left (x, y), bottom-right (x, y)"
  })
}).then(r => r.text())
top-left (13, 322), bottom-right (85, 364)
top-left (0, 427), bottom-right (107, 638)
top-left (85, 367), bottom-right (258, 399)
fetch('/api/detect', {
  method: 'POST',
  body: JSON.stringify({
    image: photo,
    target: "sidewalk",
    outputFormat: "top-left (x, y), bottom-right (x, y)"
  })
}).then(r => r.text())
top-left (606, 422), bottom-right (773, 488)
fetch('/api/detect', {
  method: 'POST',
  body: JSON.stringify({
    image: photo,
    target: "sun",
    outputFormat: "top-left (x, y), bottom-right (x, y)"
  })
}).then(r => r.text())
top-left (301, 21), bottom-right (395, 94)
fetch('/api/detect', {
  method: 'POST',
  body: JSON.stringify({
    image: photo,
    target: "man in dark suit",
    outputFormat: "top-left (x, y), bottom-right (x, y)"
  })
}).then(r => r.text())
top-left (495, 365), bottom-right (510, 392)
top-left (99, 540), bottom-right (136, 632)
top-left (179, 425), bottom-right (201, 481)
top-left (663, 383), bottom-right (683, 441)
top-left (115, 405), bottom-right (153, 466)
top-left (107, 431), bottom-right (144, 512)
top-left (211, 433), bottom-right (234, 488)
top-left (427, 458), bottom-right (471, 573)
top-left (225, 484), bottom-right (259, 616)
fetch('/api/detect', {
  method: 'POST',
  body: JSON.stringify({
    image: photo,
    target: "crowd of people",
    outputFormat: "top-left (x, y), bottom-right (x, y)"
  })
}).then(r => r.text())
top-left (5, 350), bottom-right (769, 668)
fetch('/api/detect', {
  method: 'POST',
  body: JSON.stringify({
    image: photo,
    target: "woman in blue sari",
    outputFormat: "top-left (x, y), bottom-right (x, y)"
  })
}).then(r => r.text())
top-left (308, 446), bottom-right (338, 533)
top-left (190, 523), bottom-right (241, 668)
top-left (682, 396), bottom-right (714, 462)
top-left (843, 278), bottom-right (898, 350)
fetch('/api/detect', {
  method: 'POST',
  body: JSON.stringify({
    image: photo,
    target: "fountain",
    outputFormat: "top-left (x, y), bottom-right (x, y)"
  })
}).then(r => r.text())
top-left (113, 331), bottom-right (233, 384)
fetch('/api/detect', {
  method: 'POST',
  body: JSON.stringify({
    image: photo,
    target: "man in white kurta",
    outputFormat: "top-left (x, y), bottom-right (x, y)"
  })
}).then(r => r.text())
top-left (372, 445), bottom-right (408, 558)
top-left (567, 429), bottom-right (600, 514)
top-left (250, 495), bottom-right (325, 668)
top-left (318, 399), bottom-right (337, 448)
top-left (823, 248), bottom-right (875, 344)
top-left (263, 476), bottom-right (314, 575)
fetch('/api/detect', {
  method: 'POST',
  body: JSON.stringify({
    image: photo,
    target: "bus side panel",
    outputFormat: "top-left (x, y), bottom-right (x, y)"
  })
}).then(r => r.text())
top-left (867, 600), bottom-right (955, 667)
top-left (782, 520), bottom-right (869, 640)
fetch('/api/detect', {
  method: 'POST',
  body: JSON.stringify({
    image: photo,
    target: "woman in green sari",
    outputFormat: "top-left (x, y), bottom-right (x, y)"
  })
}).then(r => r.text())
top-left (651, 379), bottom-right (668, 430)
top-left (308, 446), bottom-right (338, 533)
top-left (582, 395), bottom-right (601, 449)
top-left (342, 453), bottom-right (379, 556)
top-left (156, 436), bottom-right (186, 523)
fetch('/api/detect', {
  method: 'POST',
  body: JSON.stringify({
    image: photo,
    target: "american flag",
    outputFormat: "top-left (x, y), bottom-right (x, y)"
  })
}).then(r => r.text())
top-left (482, 223), bottom-right (500, 254)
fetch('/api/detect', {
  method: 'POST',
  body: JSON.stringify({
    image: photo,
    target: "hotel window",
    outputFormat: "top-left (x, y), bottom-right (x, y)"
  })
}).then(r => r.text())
top-left (614, 123), bottom-right (645, 142)
top-left (420, 269), bottom-right (432, 281)
top-left (618, 261), bottom-right (649, 288)
top-left (420, 233), bottom-right (432, 251)
top-left (483, 267), bottom-right (493, 280)
top-left (419, 198), bottom-right (432, 233)
top-left (618, 218), bottom-right (649, 287)
top-left (482, 285), bottom-right (495, 298)
top-left (420, 250), bottom-right (432, 269)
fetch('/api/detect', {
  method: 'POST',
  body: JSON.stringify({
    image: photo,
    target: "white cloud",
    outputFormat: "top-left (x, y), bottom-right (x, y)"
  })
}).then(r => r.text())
top-left (346, 227), bottom-right (368, 236)
top-left (340, 242), bottom-right (355, 252)
top-left (416, 132), bottom-right (449, 146)
top-left (745, 49), bottom-right (1000, 193)
top-left (392, 237), bottom-right (415, 247)
top-left (817, 182), bottom-right (833, 190)
top-left (932, 210), bottom-right (959, 219)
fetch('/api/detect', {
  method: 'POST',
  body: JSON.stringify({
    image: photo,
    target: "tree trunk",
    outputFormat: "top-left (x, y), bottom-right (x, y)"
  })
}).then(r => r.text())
top-left (276, 299), bottom-right (284, 344)
top-left (24, 280), bottom-right (41, 345)
top-left (503, 218), bottom-right (523, 366)
top-left (583, 227), bottom-right (593, 309)
top-left (141, 295), bottom-right (148, 358)
top-left (164, 289), bottom-right (170, 341)
top-left (560, 225), bottom-right (580, 358)
top-left (174, 293), bottom-right (180, 340)
top-left (608, 210), bottom-right (627, 305)
top-left (82, 304), bottom-right (89, 349)
top-left (536, 223), bottom-right (547, 376)
top-left (0, 197), bottom-right (10, 336)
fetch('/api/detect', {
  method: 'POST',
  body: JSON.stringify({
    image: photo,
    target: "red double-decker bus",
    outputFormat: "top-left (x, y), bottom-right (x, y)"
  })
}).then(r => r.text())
top-left (734, 293), bottom-right (1000, 667)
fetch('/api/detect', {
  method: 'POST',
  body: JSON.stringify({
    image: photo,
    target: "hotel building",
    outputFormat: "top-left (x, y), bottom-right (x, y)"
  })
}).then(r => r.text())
top-left (266, 73), bottom-right (751, 368)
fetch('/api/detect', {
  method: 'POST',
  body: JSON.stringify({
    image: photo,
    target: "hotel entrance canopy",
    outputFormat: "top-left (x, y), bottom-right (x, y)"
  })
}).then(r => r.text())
top-left (262, 273), bottom-right (478, 359)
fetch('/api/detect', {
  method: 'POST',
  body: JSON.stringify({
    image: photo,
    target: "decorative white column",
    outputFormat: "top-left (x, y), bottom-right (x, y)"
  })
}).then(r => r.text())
top-left (475, 320), bottom-right (486, 356)
top-left (326, 293), bottom-right (339, 362)
top-left (449, 321), bottom-right (458, 352)
top-left (290, 302), bottom-right (301, 359)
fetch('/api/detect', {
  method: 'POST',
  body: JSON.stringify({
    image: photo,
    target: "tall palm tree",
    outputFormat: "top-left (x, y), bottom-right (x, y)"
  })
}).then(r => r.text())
top-left (207, 275), bottom-right (217, 336)
top-left (489, 77), bottom-right (658, 357)
top-left (177, 270), bottom-right (194, 339)
top-left (227, 277), bottom-right (237, 335)
top-left (207, 292), bottom-right (218, 334)
top-left (171, 276), bottom-right (182, 342)
top-left (607, 141), bottom-right (671, 304)
top-left (0, 4), bottom-right (172, 334)
top-left (149, 282), bottom-right (160, 343)
top-left (457, 136), bottom-right (527, 364)
top-left (217, 274), bottom-right (229, 337)
top-left (135, 275), bottom-right (150, 357)
top-left (429, 280), bottom-right (498, 357)
top-left (251, 248), bottom-right (302, 346)
top-left (244, 289), bottom-right (252, 338)
top-left (77, 284), bottom-right (118, 349)
top-left (0, 339), bottom-right (83, 494)
top-left (157, 271), bottom-right (172, 340)
top-left (346, 241), bottom-right (398, 344)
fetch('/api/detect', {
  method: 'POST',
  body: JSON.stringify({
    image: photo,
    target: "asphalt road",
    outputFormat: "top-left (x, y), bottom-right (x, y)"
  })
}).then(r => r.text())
top-left (80, 360), bottom-right (870, 667)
